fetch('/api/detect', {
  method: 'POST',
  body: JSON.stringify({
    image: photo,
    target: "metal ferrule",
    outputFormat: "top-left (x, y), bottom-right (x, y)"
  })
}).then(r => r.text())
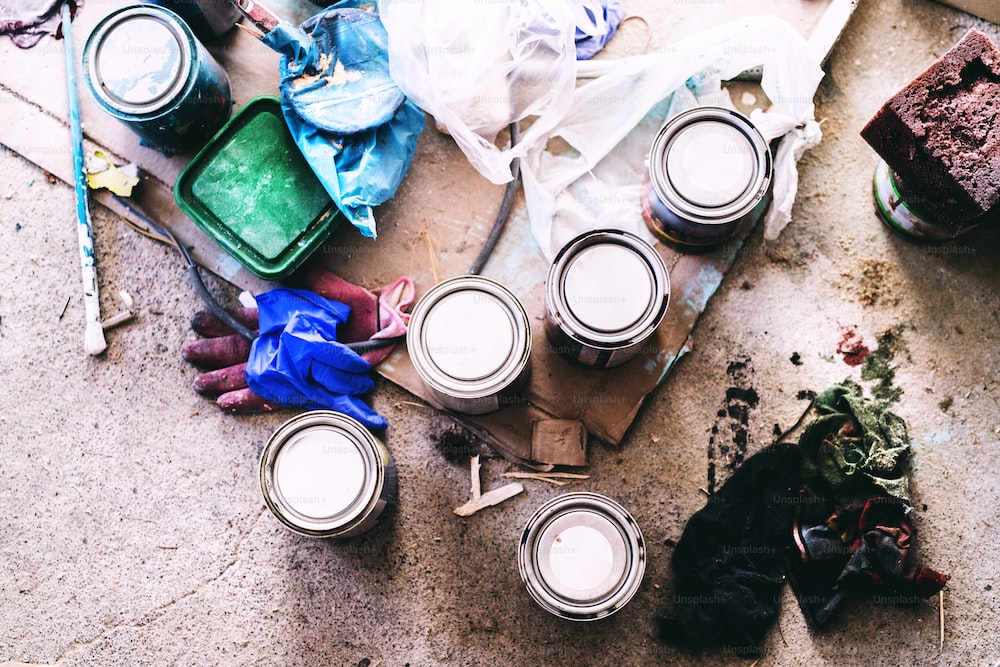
top-left (260, 411), bottom-right (397, 539)
top-left (407, 275), bottom-right (532, 415)
top-left (545, 229), bottom-right (669, 369)
top-left (643, 106), bottom-right (772, 250)
top-left (518, 492), bottom-right (646, 621)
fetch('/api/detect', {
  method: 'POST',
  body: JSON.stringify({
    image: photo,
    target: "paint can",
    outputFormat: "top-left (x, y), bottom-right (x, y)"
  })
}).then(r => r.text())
top-left (259, 410), bottom-right (397, 539)
top-left (147, 0), bottom-right (242, 41)
top-left (872, 159), bottom-right (979, 241)
top-left (642, 106), bottom-right (772, 251)
top-left (545, 229), bottom-right (669, 369)
top-left (518, 492), bottom-right (645, 621)
top-left (82, 4), bottom-right (233, 155)
top-left (407, 275), bottom-right (532, 414)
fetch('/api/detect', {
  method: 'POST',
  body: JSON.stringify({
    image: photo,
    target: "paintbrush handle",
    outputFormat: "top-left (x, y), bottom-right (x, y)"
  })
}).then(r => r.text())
top-left (62, 3), bottom-right (107, 356)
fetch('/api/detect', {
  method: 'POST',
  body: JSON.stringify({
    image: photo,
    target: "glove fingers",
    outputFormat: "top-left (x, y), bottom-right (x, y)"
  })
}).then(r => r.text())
top-left (193, 363), bottom-right (248, 396)
top-left (190, 307), bottom-right (259, 338)
top-left (217, 387), bottom-right (276, 413)
top-left (324, 394), bottom-right (387, 431)
top-left (182, 333), bottom-right (253, 369)
top-left (311, 361), bottom-right (376, 396)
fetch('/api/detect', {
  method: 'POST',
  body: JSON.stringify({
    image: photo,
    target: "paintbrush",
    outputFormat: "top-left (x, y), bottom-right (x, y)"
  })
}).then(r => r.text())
top-left (61, 2), bottom-right (107, 356)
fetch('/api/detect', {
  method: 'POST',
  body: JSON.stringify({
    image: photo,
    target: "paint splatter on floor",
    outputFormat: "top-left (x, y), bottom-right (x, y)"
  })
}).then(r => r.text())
top-left (433, 425), bottom-right (482, 462)
top-left (837, 325), bottom-right (871, 366)
top-left (707, 357), bottom-right (759, 494)
top-left (861, 326), bottom-right (906, 404)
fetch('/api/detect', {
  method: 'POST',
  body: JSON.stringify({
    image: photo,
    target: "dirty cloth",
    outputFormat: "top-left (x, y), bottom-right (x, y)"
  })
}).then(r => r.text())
top-left (789, 496), bottom-right (950, 627)
top-left (658, 443), bottom-right (802, 657)
top-left (659, 386), bottom-right (949, 653)
top-left (244, 288), bottom-right (386, 430)
top-left (798, 382), bottom-right (911, 502)
top-left (572, 0), bottom-right (625, 60)
top-left (0, 0), bottom-right (72, 48)
top-left (261, 6), bottom-right (424, 238)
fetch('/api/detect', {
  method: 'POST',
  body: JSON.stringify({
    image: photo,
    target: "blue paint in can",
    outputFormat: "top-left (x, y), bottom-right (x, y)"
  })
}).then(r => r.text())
top-left (82, 4), bottom-right (232, 155)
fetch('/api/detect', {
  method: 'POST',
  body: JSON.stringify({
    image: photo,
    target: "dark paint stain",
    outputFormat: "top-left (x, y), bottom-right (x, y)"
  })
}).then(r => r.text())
top-left (707, 356), bottom-right (759, 494)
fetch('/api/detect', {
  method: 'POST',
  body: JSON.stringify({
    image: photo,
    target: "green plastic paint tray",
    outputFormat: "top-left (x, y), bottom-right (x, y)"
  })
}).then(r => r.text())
top-left (175, 96), bottom-right (340, 280)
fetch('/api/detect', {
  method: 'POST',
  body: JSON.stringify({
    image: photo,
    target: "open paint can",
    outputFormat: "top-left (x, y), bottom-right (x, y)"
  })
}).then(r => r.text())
top-left (407, 276), bottom-right (532, 414)
top-left (518, 492), bottom-right (645, 621)
top-left (642, 106), bottom-right (772, 251)
top-left (260, 411), bottom-right (397, 539)
top-left (82, 4), bottom-right (232, 154)
top-left (545, 229), bottom-right (669, 369)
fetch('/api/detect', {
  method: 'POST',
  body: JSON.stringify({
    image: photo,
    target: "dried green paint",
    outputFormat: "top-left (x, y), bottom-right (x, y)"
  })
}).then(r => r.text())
top-left (175, 97), bottom-right (339, 279)
top-left (860, 327), bottom-right (906, 405)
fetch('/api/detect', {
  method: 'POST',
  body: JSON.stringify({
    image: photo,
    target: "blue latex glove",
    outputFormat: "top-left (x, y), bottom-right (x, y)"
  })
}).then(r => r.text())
top-left (573, 0), bottom-right (626, 60)
top-left (245, 288), bottom-right (387, 430)
top-left (261, 8), bottom-right (424, 238)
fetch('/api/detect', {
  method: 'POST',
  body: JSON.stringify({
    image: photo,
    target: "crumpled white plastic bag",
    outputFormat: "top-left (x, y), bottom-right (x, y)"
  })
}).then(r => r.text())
top-left (380, 0), bottom-right (578, 184)
top-left (382, 6), bottom-right (825, 258)
top-left (522, 15), bottom-right (825, 258)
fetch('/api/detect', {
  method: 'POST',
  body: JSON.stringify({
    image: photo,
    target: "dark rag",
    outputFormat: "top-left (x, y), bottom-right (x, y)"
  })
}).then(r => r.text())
top-left (657, 443), bottom-right (803, 657)
top-left (657, 383), bottom-right (949, 654)
top-left (788, 496), bottom-right (950, 627)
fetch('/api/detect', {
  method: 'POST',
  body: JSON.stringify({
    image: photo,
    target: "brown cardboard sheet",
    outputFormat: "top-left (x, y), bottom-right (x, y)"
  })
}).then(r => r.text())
top-left (0, 0), bottom-right (856, 464)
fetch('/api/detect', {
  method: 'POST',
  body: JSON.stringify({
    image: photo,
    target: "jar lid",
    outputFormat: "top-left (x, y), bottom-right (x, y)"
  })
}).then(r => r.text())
top-left (548, 229), bottom-right (669, 347)
top-left (261, 411), bottom-right (382, 537)
top-left (85, 5), bottom-right (192, 116)
top-left (534, 509), bottom-right (630, 604)
top-left (519, 492), bottom-right (645, 621)
top-left (649, 106), bottom-right (772, 225)
top-left (408, 276), bottom-right (531, 400)
top-left (666, 119), bottom-right (756, 208)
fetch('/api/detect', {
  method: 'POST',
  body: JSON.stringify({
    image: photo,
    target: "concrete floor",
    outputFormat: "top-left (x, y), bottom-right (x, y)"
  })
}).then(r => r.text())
top-left (2, 0), bottom-right (999, 665)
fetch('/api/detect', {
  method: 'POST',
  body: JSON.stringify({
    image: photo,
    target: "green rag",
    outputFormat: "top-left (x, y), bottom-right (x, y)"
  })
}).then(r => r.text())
top-left (799, 382), bottom-right (911, 502)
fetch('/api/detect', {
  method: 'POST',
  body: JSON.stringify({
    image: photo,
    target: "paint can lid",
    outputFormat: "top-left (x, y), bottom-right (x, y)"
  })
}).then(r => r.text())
top-left (519, 492), bottom-right (645, 621)
top-left (85, 5), bottom-right (192, 116)
top-left (666, 120), bottom-right (756, 207)
top-left (649, 106), bottom-right (771, 225)
top-left (548, 229), bottom-right (669, 346)
top-left (260, 411), bottom-right (382, 537)
top-left (408, 276), bottom-right (531, 400)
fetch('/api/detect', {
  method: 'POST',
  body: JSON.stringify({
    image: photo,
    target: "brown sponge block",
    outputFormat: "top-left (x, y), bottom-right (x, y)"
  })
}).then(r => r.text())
top-left (860, 29), bottom-right (1000, 231)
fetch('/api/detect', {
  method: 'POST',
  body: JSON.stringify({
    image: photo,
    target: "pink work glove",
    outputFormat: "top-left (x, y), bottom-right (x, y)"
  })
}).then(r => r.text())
top-left (182, 266), bottom-right (414, 413)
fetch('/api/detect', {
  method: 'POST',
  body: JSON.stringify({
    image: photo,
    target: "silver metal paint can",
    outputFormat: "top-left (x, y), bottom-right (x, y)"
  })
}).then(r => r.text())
top-left (260, 411), bottom-right (397, 539)
top-left (82, 4), bottom-right (233, 155)
top-left (545, 229), bottom-right (670, 369)
top-left (407, 275), bottom-right (532, 414)
top-left (518, 492), bottom-right (646, 621)
top-left (642, 106), bottom-right (772, 251)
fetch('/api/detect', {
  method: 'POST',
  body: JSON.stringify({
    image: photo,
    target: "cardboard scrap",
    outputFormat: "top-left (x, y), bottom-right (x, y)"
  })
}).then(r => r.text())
top-left (530, 419), bottom-right (587, 467)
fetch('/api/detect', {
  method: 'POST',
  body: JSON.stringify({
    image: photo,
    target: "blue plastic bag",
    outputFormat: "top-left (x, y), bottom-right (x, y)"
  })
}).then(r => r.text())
top-left (573, 0), bottom-right (625, 60)
top-left (261, 7), bottom-right (424, 238)
top-left (245, 288), bottom-right (387, 430)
